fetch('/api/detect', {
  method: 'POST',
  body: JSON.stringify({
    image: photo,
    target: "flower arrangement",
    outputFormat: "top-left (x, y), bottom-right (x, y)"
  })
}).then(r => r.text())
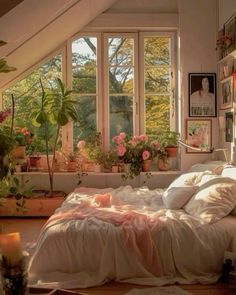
top-left (14, 127), bottom-right (32, 146)
top-left (112, 132), bottom-right (160, 178)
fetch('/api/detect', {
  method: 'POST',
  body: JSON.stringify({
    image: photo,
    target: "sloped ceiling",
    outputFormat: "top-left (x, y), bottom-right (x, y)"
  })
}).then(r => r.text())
top-left (0, 0), bottom-right (118, 89)
top-left (0, 0), bottom-right (24, 17)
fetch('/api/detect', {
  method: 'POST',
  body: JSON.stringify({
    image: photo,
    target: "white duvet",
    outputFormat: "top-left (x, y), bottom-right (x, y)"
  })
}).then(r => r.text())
top-left (28, 186), bottom-right (236, 289)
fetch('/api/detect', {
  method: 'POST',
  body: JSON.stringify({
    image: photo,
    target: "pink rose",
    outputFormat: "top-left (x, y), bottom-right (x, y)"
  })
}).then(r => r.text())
top-left (139, 134), bottom-right (148, 142)
top-left (119, 132), bottom-right (126, 140)
top-left (77, 140), bottom-right (85, 149)
top-left (116, 145), bottom-right (126, 157)
top-left (129, 140), bottom-right (137, 147)
top-left (151, 140), bottom-right (160, 149)
top-left (142, 150), bottom-right (150, 161)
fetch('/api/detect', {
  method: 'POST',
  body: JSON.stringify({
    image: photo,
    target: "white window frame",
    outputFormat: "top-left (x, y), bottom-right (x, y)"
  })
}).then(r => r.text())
top-left (103, 32), bottom-right (139, 149)
top-left (139, 31), bottom-right (177, 134)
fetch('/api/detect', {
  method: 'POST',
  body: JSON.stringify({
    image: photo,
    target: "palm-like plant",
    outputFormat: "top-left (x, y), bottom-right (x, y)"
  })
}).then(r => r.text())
top-left (31, 78), bottom-right (78, 196)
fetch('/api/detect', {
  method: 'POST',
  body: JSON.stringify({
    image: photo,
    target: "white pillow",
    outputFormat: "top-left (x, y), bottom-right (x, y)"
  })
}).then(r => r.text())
top-left (188, 161), bottom-right (225, 174)
top-left (163, 171), bottom-right (211, 209)
top-left (221, 167), bottom-right (236, 180)
top-left (163, 186), bottom-right (198, 209)
top-left (184, 177), bottom-right (236, 223)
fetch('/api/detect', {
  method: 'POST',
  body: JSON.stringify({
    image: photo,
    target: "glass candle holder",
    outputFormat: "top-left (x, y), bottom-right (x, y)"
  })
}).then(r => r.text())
top-left (0, 251), bottom-right (29, 295)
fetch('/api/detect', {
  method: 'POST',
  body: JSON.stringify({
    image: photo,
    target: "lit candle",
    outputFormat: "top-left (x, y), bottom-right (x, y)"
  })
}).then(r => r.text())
top-left (0, 232), bottom-right (23, 265)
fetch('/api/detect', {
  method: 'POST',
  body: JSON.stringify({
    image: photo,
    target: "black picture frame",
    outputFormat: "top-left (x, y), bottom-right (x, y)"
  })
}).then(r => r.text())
top-left (188, 73), bottom-right (216, 117)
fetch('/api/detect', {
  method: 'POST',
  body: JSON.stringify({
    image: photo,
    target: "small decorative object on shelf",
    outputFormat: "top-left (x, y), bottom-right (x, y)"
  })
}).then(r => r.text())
top-left (0, 233), bottom-right (29, 295)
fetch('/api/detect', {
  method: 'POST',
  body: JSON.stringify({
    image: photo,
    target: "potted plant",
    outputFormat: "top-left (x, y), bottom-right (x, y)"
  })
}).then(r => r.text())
top-left (31, 78), bottom-right (78, 197)
top-left (67, 152), bottom-right (77, 172)
top-left (157, 149), bottom-right (170, 171)
top-left (159, 130), bottom-right (180, 158)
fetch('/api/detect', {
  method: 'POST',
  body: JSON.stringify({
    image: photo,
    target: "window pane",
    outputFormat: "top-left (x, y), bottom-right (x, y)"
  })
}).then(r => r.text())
top-left (72, 37), bottom-right (97, 67)
top-left (73, 95), bottom-right (96, 148)
top-left (109, 67), bottom-right (133, 93)
top-left (109, 95), bottom-right (133, 140)
top-left (144, 37), bottom-right (170, 66)
top-left (108, 37), bottom-right (133, 66)
top-left (3, 54), bottom-right (62, 154)
top-left (145, 67), bottom-right (170, 93)
top-left (72, 37), bottom-right (97, 146)
top-left (73, 66), bottom-right (96, 93)
top-left (145, 95), bottom-right (170, 136)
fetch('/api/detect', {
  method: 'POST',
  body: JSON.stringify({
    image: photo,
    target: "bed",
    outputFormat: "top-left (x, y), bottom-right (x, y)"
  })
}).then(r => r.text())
top-left (28, 166), bottom-right (236, 289)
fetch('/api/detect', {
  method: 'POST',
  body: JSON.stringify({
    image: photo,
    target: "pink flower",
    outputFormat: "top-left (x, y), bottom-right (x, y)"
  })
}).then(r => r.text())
top-left (0, 109), bottom-right (11, 123)
top-left (151, 140), bottom-right (160, 149)
top-left (142, 150), bottom-right (150, 161)
top-left (77, 140), bottom-right (85, 149)
top-left (128, 140), bottom-right (136, 147)
top-left (119, 132), bottom-right (126, 140)
top-left (116, 145), bottom-right (126, 157)
top-left (139, 134), bottom-right (148, 142)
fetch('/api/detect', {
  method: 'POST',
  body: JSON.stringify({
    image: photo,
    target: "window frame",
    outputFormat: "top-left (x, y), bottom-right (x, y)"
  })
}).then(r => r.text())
top-left (139, 31), bottom-right (177, 135)
top-left (103, 32), bottom-right (139, 149)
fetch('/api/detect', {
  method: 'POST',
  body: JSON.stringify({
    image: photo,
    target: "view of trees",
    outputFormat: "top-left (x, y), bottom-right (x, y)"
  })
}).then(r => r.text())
top-left (2, 34), bottom-right (173, 153)
top-left (3, 54), bottom-right (62, 154)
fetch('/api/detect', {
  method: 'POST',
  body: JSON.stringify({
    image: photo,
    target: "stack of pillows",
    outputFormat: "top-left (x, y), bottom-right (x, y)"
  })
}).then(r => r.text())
top-left (162, 163), bottom-right (236, 223)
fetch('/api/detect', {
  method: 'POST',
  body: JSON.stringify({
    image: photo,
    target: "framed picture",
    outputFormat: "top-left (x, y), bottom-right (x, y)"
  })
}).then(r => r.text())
top-left (186, 119), bottom-right (212, 153)
top-left (188, 73), bottom-right (216, 117)
top-left (220, 76), bottom-right (233, 109)
top-left (233, 73), bottom-right (236, 101)
top-left (224, 15), bottom-right (236, 55)
top-left (225, 112), bottom-right (233, 142)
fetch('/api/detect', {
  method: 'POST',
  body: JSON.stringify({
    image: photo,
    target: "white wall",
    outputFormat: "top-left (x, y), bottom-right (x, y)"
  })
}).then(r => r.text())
top-left (178, 0), bottom-right (217, 170)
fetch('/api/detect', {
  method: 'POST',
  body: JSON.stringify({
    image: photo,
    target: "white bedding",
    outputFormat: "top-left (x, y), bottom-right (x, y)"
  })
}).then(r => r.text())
top-left (28, 185), bottom-right (236, 289)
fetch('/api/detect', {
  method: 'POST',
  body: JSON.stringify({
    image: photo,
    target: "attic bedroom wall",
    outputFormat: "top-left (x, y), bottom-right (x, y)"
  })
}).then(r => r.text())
top-left (178, 0), bottom-right (217, 170)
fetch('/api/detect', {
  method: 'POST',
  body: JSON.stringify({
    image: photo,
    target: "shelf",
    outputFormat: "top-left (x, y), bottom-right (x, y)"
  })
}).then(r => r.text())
top-left (220, 75), bottom-right (233, 83)
top-left (217, 49), bottom-right (236, 64)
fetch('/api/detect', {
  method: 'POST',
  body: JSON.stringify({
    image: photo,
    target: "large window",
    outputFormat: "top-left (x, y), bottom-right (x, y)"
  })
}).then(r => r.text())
top-left (1, 31), bottom-right (176, 153)
top-left (73, 32), bottom-right (176, 148)
top-left (2, 54), bottom-right (62, 154)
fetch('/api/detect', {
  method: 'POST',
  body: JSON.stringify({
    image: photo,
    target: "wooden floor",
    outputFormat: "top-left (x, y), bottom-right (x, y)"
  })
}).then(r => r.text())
top-left (1, 218), bottom-right (235, 295)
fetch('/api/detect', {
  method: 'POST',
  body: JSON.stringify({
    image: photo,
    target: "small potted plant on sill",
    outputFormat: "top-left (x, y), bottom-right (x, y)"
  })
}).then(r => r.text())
top-left (157, 149), bottom-right (170, 171)
top-left (159, 130), bottom-right (179, 158)
top-left (67, 152), bottom-right (77, 172)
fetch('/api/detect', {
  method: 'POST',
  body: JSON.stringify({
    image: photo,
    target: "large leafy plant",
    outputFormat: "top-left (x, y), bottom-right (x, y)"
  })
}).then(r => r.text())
top-left (31, 78), bottom-right (78, 196)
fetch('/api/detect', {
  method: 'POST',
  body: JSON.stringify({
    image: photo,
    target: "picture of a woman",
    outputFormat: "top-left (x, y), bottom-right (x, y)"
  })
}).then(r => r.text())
top-left (189, 73), bottom-right (216, 117)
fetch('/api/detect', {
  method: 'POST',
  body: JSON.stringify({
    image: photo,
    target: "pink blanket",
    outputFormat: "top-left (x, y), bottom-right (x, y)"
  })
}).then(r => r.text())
top-left (44, 193), bottom-right (163, 277)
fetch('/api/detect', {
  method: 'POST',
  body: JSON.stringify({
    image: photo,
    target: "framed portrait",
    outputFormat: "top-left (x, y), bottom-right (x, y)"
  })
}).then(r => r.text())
top-left (233, 73), bottom-right (236, 102)
top-left (188, 73), bottom-right (216, 117)
top-left (185, 119), bottom-right (212, 153)
top-left (224, 15), bottom-right (236, 55)
top-left (225, 112), bottom-right (233, 142)
top-left (220, 76), bottom-right (233, 109)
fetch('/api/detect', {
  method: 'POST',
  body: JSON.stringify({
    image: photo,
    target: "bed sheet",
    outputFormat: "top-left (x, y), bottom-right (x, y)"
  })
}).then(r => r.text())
top-left (28, 186), bottom-right (236, 289)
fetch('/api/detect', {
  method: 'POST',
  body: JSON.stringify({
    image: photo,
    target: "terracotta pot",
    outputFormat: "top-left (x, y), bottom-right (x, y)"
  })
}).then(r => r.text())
top-left (68, 161), bottom-right (77, 172)
top-left (165, 147), bottom-right (178, 158)
top-left (11, 146), bottom-right (26, 159)
top-left (142, 159), bottom-right (152, 172)
top-left (111, 165), bottom-right (119, 173)
top-left (29, 156), bottom-right (41, 167)
top-left (93, 164), bottom-right (102, 173)
top-left (157, 158), bottom-right (170, 171)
